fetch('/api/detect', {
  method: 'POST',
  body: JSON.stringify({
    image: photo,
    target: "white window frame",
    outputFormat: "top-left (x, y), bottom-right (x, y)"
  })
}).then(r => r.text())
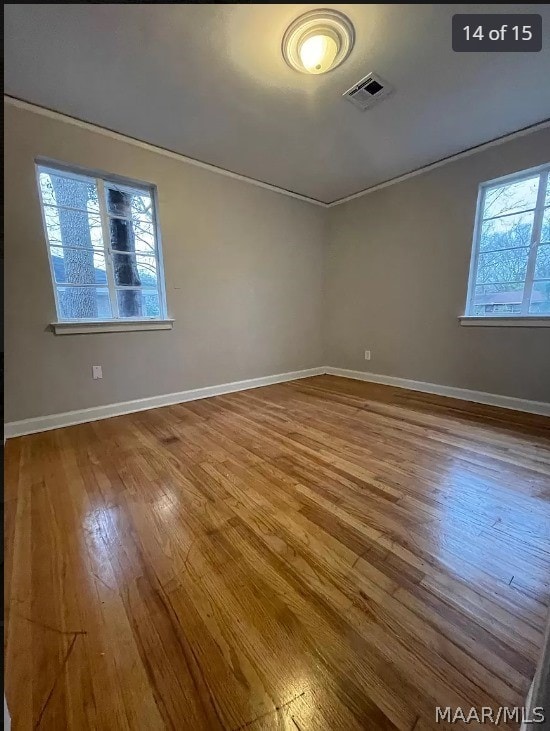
top-left (35, 161), bottom-right (172, 334)
top-left (461, 162), bottom-right (550, 327)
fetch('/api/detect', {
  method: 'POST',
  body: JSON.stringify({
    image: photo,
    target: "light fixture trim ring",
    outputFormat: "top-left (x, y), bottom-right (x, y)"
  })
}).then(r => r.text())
top-left (282, 8), bottom-right (355, 75)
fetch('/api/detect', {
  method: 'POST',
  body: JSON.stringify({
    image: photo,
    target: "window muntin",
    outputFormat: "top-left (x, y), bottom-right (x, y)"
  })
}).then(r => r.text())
top-left (466, 165), bottom-right (550, 318)
top-left (37, 164), bottom-right (167, 322)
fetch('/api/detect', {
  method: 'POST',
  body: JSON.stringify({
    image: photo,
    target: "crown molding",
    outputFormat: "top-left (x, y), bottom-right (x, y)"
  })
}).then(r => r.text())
top-left (3, 95), bottom-right (327, 208)
top-left (327, 118), bottom-right (550, 207)
top-left (5, 94), bottom-right (550, 209)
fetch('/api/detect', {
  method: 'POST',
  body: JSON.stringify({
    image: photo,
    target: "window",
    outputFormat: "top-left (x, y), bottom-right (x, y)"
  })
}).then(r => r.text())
top-left (37, 163), bottom-right (168, 325)
top-left (465, 164), bottom-right (550, 319)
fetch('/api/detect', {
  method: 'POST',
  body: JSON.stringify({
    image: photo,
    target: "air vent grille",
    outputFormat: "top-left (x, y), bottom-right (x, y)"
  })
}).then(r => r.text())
top-left (343, 72), bottom-right (393, 111)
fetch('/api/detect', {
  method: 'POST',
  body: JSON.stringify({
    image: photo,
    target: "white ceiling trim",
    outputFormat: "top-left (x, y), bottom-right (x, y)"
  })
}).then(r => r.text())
top-left (3, 95), bottom-right (326, 208)
top-left (5, 95), bottom-right (549, 209)
top-left (327, 118), bottom-right (550, 207)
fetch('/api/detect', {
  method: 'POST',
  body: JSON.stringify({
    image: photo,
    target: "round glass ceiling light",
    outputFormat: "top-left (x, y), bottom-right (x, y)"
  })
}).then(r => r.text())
top-left (282, 9), bottom-right (355, 75)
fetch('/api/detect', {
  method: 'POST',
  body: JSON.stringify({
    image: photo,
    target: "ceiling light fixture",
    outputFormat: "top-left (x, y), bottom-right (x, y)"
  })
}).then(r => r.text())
top-left (282, 9), bottom-right (355, 75)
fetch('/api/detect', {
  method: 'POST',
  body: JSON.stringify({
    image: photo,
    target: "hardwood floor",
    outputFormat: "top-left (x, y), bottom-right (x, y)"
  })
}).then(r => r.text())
top-left (4, 375), bottom-right (550, 730)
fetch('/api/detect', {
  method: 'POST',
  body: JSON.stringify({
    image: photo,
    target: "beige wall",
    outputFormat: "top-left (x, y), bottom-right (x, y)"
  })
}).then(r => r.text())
top-left (5, 102), bottom-right (550, 424)
top-left (325, 126), bottom-right (550, 403)
top-left (4, 103), bottom-right (326, 422)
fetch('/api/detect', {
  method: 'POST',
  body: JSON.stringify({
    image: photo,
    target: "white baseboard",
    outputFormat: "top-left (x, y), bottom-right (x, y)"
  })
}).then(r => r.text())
top-left (5, 365), bottom-right (549, 439)
top-left (325, 367), bottom-right (550, 417)
top-left (4, 367), bottom-right (324, 439)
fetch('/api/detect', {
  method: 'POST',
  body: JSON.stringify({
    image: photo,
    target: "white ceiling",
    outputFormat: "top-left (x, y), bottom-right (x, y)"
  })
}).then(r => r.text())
top-left (5, 4), bottom-right (550, 204)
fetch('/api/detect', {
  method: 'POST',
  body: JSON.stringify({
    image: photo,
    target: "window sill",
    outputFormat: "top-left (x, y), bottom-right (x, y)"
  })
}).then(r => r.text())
top-left (51, 319), bottom-right (174, 335)
top-left (459, 316), bottom-right (550, 328)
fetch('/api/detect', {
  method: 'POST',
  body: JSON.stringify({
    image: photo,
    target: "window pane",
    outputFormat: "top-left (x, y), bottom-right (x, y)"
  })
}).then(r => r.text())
top-left (540, 207), bottom-right (550, 244)
top-left (132, 195), bottom-right (153, 224)
top-left (472, 283), bottom-right (524, 316)
top-left (117, 289), bottom-right (144, 318)
top-left (546, 178), bottom-right (550, 207)
top-left (107, 187), bottom-right (132, 217)
top-left (57, 287), bottom-right (112, 320)
top-left (113, 253), bottom-right (157, 287)
top-left (50, 248), bottom-right (107, 285)
top-left (106, 186), bottom-right (153, 223)
top-left (476, 248), bottom-right (529, 284)
top-left (482, 176), bottom-right (539, 219)
top-left (109, 218), bottom-right (132, 252)
top-left (44, 206), bottom-right (103, 249)
top-left (132, 220), bottom-right (156, 254)
top-left (110, 218), bottom-right (156, 256)
top-left (529, 280), bottom-right (550, 315)
top-left (479, 212), bottom-right (533, 252)
top-left (534, 245), bottom-right (550, 280)
top-left (141, 290), bottom-right (160, 318)
top-left (116, 289), bottom-right (160, 318)
top-left (108, 186), bottom-right (156, 257)
top-left (39, 172), bottom-right (98, 212)
top-left (113, 251), bottom-right (140, 287)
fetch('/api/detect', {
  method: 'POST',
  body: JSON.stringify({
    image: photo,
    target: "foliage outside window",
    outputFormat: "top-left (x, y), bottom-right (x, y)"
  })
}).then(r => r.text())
top-left (37, 164), bottom-right (167, 322)
top-left (465, 164), bottom-right (550, 317)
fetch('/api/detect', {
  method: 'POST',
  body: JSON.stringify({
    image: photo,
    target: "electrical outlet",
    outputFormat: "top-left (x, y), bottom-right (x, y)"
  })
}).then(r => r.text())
top-left (92, 365), bottom-right (103, 380)
top-left (364, 350), bottom-right (371, 361)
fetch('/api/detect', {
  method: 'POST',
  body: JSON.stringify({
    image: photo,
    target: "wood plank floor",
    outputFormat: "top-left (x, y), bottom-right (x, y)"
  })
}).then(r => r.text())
top-left (4, 375), bottom-right (550, 730)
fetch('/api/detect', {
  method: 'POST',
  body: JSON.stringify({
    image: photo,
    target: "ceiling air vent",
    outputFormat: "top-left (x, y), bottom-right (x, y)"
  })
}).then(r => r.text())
top-left (343, 72), bottom-right (393, 111)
